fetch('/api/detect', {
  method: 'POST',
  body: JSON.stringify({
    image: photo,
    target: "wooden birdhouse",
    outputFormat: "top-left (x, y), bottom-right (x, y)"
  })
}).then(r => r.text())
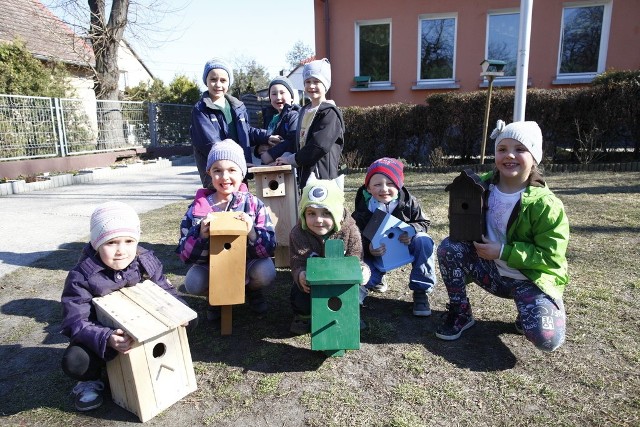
top-left (306, 239), bottom-right (363, 357)
top-left (445, 169), bottom-right (487, 242)
top-left (93, 280), bottom-right (198, 422)
top-left (248, 165), bottom-right (298, 268)
top-left (208, 211), bottom-right (248, 335)
top-left (362, 209), bottom-right (416, 272)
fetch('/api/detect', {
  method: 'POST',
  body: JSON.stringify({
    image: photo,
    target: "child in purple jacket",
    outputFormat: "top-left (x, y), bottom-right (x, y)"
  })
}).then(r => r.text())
top-left (60, 201), bottom-right (191, 412)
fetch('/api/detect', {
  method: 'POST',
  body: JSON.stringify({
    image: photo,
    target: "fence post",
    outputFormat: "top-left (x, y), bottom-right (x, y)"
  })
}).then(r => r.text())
top-left (148, 102), bottom-right (158, 147)
top-left (53, 97), bottom-right (67, 157)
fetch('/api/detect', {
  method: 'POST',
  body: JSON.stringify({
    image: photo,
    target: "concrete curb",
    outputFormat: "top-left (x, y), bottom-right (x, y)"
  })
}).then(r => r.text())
top-left (0, 156), bottom-right (194, 196)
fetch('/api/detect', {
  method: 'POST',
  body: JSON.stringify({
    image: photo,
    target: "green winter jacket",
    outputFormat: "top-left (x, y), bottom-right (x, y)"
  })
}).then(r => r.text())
top-left (481, 171), bottom-right (570, 301)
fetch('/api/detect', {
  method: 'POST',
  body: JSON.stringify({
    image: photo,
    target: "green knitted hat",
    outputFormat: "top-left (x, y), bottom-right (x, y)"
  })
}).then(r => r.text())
top-left (298, 174), bottom-right (345, 233)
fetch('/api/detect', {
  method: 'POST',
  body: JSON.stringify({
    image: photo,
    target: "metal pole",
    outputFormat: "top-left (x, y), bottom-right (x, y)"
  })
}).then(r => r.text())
top-left (480, 76), bottom-right (495, 164)
top-left (514, 0), bottom-right (533, 121)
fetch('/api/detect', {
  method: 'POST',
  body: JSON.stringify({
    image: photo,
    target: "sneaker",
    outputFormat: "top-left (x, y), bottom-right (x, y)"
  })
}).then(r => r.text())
top-left (435, 302), bottom-right (475, 340)
top-left (290, 314), bottom-right (311, 335)
top-left (412, 291), bottom-right (432, 317)
top-left (514, 315), bottom-right (524, 334)
top-left (206, 306), bottom-right (221, 322)
top-left (246, 288), bottom-right (267, 315)
top-left (371, 282), bottom-right (388, 293)
top-left (71, 380), bottom-right (104, 412)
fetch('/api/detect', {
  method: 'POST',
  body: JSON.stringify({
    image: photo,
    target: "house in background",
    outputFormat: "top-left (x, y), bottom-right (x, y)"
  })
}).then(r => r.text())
top-left (0, 0), bottom-right (154, 100)
top-left (312, 0), bottom-right (640, 107)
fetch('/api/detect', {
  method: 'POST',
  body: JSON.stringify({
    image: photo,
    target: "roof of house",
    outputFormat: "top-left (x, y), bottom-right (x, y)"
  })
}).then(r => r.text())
top-left (0, 0), bottom-right (95, 67)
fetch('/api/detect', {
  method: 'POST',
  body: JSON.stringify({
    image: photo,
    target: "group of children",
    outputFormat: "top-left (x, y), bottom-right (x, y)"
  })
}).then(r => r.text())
top-left (59, 55), bottom-right (570, 413)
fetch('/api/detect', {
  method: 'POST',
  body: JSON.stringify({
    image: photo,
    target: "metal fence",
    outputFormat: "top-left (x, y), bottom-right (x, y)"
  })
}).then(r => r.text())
top-left (0, 94), bottom-right (192, 161)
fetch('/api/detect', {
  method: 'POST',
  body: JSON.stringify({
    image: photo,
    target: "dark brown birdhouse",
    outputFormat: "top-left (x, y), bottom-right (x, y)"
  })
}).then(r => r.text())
top-left (445, 169), bottom-right (487, 242)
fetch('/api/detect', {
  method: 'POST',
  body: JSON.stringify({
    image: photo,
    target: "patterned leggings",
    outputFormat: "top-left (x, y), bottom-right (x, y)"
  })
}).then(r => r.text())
top-left (437, 237), bottom-right (566, 352)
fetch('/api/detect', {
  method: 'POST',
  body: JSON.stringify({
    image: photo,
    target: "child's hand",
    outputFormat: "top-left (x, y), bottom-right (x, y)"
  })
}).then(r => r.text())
top-left (108, 329), bottom-right (133, 354)
top-left (298, 271), bottom-right (310, 293)
top-left (260, 152), bottom-right (275, 165)
top-left (268, 135), bottom-right (283, 146)
top-left (369, 242), bottom-right (386, 257)
top-left (399, 231), bottom-right (412, 245)
top-left (235, 212), bottom-right (257, 242)
top-left (199, 217), bottom-right (211, 239)
top-left (473, 235), bottom-right (501, 260)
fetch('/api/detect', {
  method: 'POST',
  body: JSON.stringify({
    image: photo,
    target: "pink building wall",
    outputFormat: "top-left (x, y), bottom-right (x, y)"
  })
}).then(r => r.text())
top-left (313, 0), bottom-right (640, 107)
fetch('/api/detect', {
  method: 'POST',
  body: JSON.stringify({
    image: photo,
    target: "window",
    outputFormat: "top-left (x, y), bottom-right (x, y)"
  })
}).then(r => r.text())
top-left (558, 2), bottom-right (611, 77)
top-left (355, 20), bottom-right (391, 84)
top-left (418, 14), bottom-right (456, 82)
top-left (486, 11), bottom-right (519, 77)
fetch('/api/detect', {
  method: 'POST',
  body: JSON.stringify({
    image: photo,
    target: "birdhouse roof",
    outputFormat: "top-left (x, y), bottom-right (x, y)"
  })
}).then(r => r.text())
top-left (445, 169), bottom-right (487, 193)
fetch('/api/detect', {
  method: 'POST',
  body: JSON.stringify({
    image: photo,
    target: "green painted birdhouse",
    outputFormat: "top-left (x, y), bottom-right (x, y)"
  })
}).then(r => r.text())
top-left (306, 239), bottom-right (363, 357)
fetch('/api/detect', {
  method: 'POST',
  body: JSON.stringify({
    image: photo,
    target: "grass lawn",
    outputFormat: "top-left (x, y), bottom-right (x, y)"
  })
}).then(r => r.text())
top-left (1, 170), bottom-right (639, 426)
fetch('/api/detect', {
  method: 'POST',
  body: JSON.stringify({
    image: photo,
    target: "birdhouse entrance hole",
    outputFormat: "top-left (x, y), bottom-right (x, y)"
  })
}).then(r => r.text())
top-left (268, 179), bottom-right (280, 191)
top-left (223, 242), bottom-right (231, 250)
top-left (461, 202), bottom-right (469, 210)
top-left (328, 296), bottom-right (342, 311)
top-left (152, 343), bottom-right (166, 358)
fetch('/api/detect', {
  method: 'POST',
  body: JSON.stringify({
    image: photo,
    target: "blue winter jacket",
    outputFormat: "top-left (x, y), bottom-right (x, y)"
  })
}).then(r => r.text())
top-left (61, 244), bottom-right (182, 361)
top-left (190, 92), bottom-right (253, 187)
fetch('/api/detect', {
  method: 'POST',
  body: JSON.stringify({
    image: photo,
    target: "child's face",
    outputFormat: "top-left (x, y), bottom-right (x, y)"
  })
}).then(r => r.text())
top-left (366, 173), bottom-right (399, 204)
top-left (206, 69), bottom-right (230, 102)
top-left (304, 206), bottom-right (335, 236)
top-left (495, 138), bottom-right (535, 182)
top-left (208, 159), bottom-right (243, 197)
top-left (269, 84), bottom-right (292, 112)
top-left (304, 77), bottom-right (327, 104)
top-left (97, 236), bottom-right (138, 271)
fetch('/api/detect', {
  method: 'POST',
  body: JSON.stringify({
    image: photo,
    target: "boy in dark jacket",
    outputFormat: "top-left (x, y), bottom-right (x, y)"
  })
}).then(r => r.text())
top-left (60, 202), bottom-right (192, 412)
top-left (352, 158), bottom-right (437, 316)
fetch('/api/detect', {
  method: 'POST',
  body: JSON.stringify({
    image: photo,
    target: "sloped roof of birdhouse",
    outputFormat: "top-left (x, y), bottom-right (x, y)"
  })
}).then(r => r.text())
top-left (445, 169), bottom-right (487, 193)
top-left (0, 0), bottom-right (95, 67)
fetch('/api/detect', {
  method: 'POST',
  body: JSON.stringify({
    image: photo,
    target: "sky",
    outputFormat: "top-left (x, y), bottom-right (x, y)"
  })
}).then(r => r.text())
top-left (43, 0), bottom-right (316, 89)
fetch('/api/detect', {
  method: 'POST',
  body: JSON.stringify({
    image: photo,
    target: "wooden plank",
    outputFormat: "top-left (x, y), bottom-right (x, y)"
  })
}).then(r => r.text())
top-left (119, 280), bottom-right (197, 328)
top-left (94, 292), bottom-right (169, 342)
top-left (220, 305), bottom-right (233, 335)
top-left (248, 164), bottom-right (293, 173)
top-left (208, 211), bottom-right (249, 235)
top-left (177, 326), bottom-right (198, 392)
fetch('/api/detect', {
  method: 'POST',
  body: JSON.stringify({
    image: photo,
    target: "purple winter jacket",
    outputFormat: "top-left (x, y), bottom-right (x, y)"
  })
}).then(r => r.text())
top-left (60, 243), bottom-right (182, 361)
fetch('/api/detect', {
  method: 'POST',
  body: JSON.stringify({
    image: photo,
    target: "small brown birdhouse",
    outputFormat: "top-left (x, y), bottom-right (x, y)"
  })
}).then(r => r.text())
top-left (93, 280), bottom-right (198, 422)
top-left (445, 169), bottom-right (487, 242)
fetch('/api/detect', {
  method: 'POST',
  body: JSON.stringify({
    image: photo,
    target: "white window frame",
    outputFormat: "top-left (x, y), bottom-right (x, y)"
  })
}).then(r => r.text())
top-left (354, 19), bottom-right (393, 89)
top-left (554, 1), bottom-right (612, 84)
top-left (482, 9), bottom-right (520, 88)
top-left (414, 13), bottom-right (458, 90)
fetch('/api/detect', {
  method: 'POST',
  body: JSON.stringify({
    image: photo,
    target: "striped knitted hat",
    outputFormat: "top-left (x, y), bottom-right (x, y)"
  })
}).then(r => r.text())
top-left (90, 201), bottom-right (140, 249)
top-left (365, 157), bottom-right (404, 189)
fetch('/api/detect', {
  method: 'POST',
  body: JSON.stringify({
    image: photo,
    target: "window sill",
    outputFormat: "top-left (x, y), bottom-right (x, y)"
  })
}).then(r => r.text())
top-left (552, 75), bottom-right (595, 85)
top-left (350, 84), bottom-right (395, 92)
top-left (412, 81), bottom-right (459, 90)
top-left (479, 78), bottom-right (530, 88)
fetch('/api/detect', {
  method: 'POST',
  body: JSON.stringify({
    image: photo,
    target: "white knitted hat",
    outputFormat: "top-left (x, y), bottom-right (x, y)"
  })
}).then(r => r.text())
top-left (490, 120), bottom-right (543, 164)
top-left (90, 201), bottom-right (140, 249)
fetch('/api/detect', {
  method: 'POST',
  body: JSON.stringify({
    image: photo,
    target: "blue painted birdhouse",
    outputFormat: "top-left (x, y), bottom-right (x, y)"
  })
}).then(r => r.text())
top-left (306, 239), bottom-right (363, 357)
top-left (362, 209), bottom-right (416, 272)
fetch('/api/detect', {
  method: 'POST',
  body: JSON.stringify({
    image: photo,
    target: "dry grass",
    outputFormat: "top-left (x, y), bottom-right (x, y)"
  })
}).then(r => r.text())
top-left (1, 171), bottom-right (639, 426)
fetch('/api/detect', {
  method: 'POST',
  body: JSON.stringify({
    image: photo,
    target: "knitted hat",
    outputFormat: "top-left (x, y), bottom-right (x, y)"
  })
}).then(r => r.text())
top-left (490, 119), bottom-right (543, 164)
top-left (365, 157), bottom-right (405, 189)
top-left (298, 174), bottom-right (345, 233)
top-left (206, 139), bottom-right (247, 177)
top-left (269, 76), bottom-right (295, 100)
top-left (202, 57), bottom-right (234, 86)
top-left (303, 58), bottom-right (331, 90)
top-left (90, 201), bottom-right (140, 250)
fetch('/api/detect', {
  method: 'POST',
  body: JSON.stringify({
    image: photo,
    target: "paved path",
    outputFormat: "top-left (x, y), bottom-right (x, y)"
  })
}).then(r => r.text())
top-left (0, 159), bottom-right (200, 279)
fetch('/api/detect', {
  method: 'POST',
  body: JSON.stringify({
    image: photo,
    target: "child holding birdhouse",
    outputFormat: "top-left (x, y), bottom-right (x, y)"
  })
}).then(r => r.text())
top-left (436, 120), bottom-right (569, 352)
top-left (176, 139), bottom-right (276, 319)
top-left (352, 157), bottom-right (437, 316)
top-left (60, 201), bottom-right (193, 412)
top-left (288, 174), bottom-right (370, 335)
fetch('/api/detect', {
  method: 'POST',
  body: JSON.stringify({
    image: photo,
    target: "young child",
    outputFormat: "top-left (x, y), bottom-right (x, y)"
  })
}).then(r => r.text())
top-left (60, 201), bottom-right (192, 411)
top-left (436, 120), bottom-right (569, 352)
top-left (274, 58), bottom-right (344, 189)
top-left (288, 175), bottom-right (370, 335)
top-left (253, 76), bottom-right (300, 165)
top-left (191, 57), bottom-right (254, 188)
top-left (352, 158), bottom-right (437, 316)
top-left (176, 139), bottom-right (276, 318)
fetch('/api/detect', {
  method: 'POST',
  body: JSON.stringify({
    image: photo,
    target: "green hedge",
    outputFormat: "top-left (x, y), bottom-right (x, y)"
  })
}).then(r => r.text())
top-left (341, 71), bottom-right (640, 168)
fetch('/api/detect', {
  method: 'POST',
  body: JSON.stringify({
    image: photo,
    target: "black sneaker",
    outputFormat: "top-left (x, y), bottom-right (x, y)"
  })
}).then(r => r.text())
top-left (412, 291), bottom-right (432, 317)
top-left (71, 380), bottom-right (104, 412)
top-left (246, 288), bottom-right (267, 315)
top-left (435, 302), bottom-right (475, 340)
top-left (290, 314), bottom-right (311, 335)
top-left (206, 306), bottom-right (221, 322)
